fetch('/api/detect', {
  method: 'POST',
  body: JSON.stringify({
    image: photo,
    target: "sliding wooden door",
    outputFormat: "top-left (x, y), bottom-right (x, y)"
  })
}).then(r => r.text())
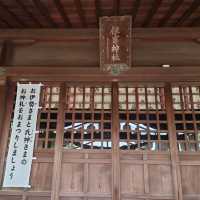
top-left (1, 81), bottom-right (200, 200)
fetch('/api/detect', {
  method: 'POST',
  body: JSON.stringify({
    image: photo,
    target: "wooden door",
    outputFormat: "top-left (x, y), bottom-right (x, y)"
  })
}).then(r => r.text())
top-left (58, 84), bottom-right (113, 200)
top-left (118, 85), bottom-right (174, 200)
top-left (1, 82), bottom-right (200, 200)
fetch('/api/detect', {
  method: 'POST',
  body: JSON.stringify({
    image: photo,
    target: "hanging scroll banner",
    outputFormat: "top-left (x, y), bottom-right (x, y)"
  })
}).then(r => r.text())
top-left (99, 15), bottom-right (132, 75)
top-left (3, 83), bottom-right (41, 187)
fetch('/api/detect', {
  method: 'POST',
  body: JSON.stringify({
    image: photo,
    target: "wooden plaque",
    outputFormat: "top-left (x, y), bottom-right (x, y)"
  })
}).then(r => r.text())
top-left (99, 16), bottom-right (132, 75)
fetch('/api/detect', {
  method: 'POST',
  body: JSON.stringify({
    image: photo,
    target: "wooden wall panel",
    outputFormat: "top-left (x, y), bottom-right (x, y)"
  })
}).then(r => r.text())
top-left (120, 164), bottom-right (144, 194)
top-left (0, 196), bottom-right (21, 200)
top-left (148, 165), bottom-right (173, 195)
top-left (60, 163), bottom-right (84, 193)
top-left (12, 42), bottom-right (98, 67)
top-left (88, 164), bottom-right (112, 193)
top-left (122, 199), bottom-right (145, 200)
top-left (60, 151), bottom-right (112, 197)
top-left (181, 166), bottom-right (200, 194)
top-left (87, 199), bottom-right (111, 200)
top-left (10, 40), bottom-right (200, 67)
top-left (27, 197), bottom-right (50, 200)
top-left (30, 162), bottom-right (53, 191)
top-left (60, 198), bottom-right (83, 200)
top-left (60, 197), bottom-right (112, 200)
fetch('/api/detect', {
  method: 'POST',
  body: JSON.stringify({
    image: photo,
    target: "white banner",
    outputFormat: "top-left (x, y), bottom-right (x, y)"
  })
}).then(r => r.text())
top-left (3, 83), bottom-right (41, 187)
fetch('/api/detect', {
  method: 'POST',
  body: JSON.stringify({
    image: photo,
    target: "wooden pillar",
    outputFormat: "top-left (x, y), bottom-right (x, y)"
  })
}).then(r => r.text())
top-left (164, 84), bottom-right (183, 200)
top-left (112, 82), bottom-right (120, 200)
top-left (0, 80), bottom-right (6, 142)
top-left (0, 40), bottom-right (14, 66)
top-left (51, 83), bottom-right (66, 200)
top-left (0, 82), bottom-right (15, 184)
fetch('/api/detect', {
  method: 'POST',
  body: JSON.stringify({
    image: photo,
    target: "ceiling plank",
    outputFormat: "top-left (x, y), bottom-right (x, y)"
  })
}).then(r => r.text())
top-left (132, 0), bottom-right (141, 25)
top-left (173, 0), bottom-right (200, 27)
top-left (53, 0), bottom-right (72, 28)
top-left (189, 16), bottom-right (200, 27)
top-left (0, 1), bottom-right (26, 28)
top-left (158, 0), bottom-right (183, 27)
top-left (15, 0), bottom-right (43, 28)
top-left (94, 0), bottom-right (101, 26)
top-left (142, 0), bottom-right (162, 27)
top-left (74, 0), bottom-right (87, 27)
top-left (113, 0), bottom-right (120, 16)
top-left (32, 0), bottom-right (58, 28)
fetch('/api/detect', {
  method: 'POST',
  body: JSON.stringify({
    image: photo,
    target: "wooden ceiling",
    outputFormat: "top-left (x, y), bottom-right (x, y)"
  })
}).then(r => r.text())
top-left (0, 0), bottom-right (200, 29)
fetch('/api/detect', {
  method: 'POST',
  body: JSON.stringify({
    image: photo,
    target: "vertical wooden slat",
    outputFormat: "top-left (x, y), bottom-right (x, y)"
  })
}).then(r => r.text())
top-left (112, 82), bottom-right (120, 200)
top-left (189, 86), bottom-right (198, 150)
top-left (164, 83), bottom-right (183, 200)
top-left (101, 86), bottom-right (104, 149)
top-left (91, 87), bottom-right (95, 148)
top-left (83, 87), bottom-right (89, 196)
top-left (34, 85), bottom-right (43, 149)
top-left (71, 86), bottom-right (76, 146)
top-left (0, 82), bottom-right (15, 184)
top-left (155, 87), bottom-right (161, 150)
top-left (81, 86), bottom-right (85, 149)
top-left (83, 153), bottom-right (89, 197)
top-left (145, 87), bottom-right (150, 150)
top-left (179, 86), bottom-right (187, 151)
top-left (45, 87), bottom-right (52, 148)
top-left (0, 82), bottom-right (7, 142)
top-left (51, 83), bottom-right (66, 200)
top-left (125, 87), bottom-right (130, 149)
top-left (135, 87), bottom-right (140, 148)
top-left (143, 153), bottom-right (150, 194)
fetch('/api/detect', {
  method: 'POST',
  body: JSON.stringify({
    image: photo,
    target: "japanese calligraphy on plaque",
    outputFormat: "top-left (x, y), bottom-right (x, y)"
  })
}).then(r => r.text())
top-left (3, 84), bottom-right (41, 187)
top-left (99, 16), bottom-right (132, 75)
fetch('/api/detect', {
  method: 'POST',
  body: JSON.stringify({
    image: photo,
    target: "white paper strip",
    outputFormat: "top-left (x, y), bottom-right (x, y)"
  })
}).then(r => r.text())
top-left (3, 84), bottom-right (41, 187)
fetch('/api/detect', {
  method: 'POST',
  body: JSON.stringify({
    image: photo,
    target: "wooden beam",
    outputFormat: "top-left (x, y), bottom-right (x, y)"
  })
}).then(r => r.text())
top-left (0, 28), bottom-right (199, 41)
top-left (5, 66), bottom-right (200, 88)
top-left (0, 1), bottom-right (26, 28)
top-left (112, 82), bottom-right (120, 200)
top-left (158, 0), bottom-right (183, 27)
top-left (0, 40), bottom-right (14, 66)
top-left (132, 0), bottom-right (141, 25)
top-left (173, 0), bottom-right (200, 27)
top-left (94, 0), bottom-right (101, 26)
top-left (53, 0), bottom-right (72, 28)
top-left (32, 0), bottom-right (58, 28)
top-left (142, 0), bottom-right (162, 27)
top-left (51, 83), bottom-right (66, 200)
top-left (113, 0), bottom-right (120, 16)
top-left (164, 84), bottom-right (183, 200)
top-left (15, 0), bottom-right (43, 28)
top-left (74, 0), bottom-right (87, 27)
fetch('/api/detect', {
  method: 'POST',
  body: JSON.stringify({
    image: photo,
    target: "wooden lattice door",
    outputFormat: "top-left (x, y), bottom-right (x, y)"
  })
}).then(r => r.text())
top-left (2, 82), bottom-right (200, 200)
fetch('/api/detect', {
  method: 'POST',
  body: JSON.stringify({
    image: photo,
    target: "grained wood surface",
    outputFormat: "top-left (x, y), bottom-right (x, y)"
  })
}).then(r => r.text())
top-left (165, 84), bottom-right (183, 200)
top-left (0, 28), bottom-right (200, 67)
top-left (0, 79), bottom-right (200, 200)
top-left (0, 1), bottom-right (200, 29)
top-left (0, 84), bottom-right (6, 143)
